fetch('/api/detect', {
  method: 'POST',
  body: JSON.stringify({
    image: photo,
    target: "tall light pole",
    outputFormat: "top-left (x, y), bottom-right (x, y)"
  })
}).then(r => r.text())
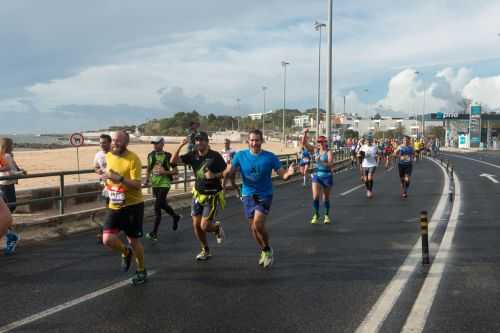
top-left (262, 86), bottom-right (267, 137)
top-left (314, 21), bottom-right (326, 140)
top-left (326, 0), bottom-right (334, 144)
top-left (281, 61), bottom-right (290, 147)
top-left (415, 71), bottom-right (426, 138)
top-left (236, 98), bottom-right (241, 131)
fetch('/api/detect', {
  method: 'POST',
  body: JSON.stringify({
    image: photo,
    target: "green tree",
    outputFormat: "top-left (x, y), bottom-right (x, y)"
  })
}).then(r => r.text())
top-left (343, 129), bottom-right (359, 139)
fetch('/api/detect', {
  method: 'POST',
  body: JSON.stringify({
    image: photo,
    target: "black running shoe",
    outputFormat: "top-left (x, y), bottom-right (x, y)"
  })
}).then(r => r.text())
top-left (132, 269), bottom-right (148, 286)
top-left (172, 214), bottom-right (181, 231)
top-left (121, 247), bottom-right (133, 272)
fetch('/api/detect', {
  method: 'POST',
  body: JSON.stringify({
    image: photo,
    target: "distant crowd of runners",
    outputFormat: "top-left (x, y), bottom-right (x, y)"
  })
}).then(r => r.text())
top-left (0, 122), bottom-right (438, 285)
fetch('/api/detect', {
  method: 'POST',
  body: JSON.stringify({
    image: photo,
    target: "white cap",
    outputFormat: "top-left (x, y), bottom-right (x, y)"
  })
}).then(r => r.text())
top-left (150, 136), bottom-right (164, 144)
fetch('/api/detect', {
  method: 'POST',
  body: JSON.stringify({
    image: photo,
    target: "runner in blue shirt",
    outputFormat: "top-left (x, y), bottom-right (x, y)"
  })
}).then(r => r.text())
top-left (394, 136), bottom-right (414, 199)
top-left (298, 138), bottom-right (312, 186)
top-left (301, 129), bottom-right (335, 225)
top-left (224, 129), bottom-right (295, 268)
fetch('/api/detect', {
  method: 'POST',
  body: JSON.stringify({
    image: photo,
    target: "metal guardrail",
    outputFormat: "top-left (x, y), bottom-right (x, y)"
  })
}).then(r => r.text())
top-left (0, 148), bottom-right (351, 216)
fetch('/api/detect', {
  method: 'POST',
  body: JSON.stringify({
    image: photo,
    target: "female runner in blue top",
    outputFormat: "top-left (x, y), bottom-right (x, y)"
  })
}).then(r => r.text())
top-left (298, 136), bottom-right (312, 186)
top-left (301, 129), bottom-right (335, 224)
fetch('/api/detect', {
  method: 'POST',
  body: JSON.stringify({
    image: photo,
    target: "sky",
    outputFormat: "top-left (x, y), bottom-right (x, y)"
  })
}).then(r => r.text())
top-left (1, 0), bottom-right (500, 133)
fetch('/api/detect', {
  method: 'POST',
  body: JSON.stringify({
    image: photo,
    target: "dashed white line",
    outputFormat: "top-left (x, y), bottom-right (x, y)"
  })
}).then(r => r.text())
top-left (0, 271), bottom-right (156, 333)
top-left (354, 158), bottom-right (450, 333)
top-left (340, 184), bottom-right (364, 196)
top-left (401, 171), bottom-right (462, 333)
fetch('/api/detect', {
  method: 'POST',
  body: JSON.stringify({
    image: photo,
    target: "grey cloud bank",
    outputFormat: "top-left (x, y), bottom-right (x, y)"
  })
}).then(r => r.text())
top-left (1, 1), bottom-right (500, 132)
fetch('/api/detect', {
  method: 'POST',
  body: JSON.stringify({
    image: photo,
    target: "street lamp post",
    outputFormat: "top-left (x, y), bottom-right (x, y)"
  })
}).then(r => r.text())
top-left (415, 71), bottom-right (426, 138)
top-left (236, 98), bottom-right (241, 131)
top-left (262, 86), bottom-right (267, 138)
top-left (325, 0), bottom-right (334, 144)
top-left (314, 21), bottom-right (326, 140)
top-left (281, 61), bottom-right (290, 148)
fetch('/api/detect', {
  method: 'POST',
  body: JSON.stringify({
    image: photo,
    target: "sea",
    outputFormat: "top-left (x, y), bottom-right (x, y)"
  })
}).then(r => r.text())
top-left (0, 134), bottom-right (68, 145)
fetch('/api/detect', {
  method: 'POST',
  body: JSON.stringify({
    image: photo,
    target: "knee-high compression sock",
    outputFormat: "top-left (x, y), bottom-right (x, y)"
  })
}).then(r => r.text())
top-left (365, 179), bottom-right (370, 190)
top-left (324, 200), bottom-right (330, 216)
top-left (313, 199), bottom-right (320, 216)
top-left (153, 216), bottom-right (161, 234)
top-left (368, 180), bottom-right (374, 191)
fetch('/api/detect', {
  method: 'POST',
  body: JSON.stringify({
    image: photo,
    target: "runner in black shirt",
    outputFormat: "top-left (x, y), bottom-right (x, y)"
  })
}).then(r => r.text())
top-left (171, 131), bottom-right (226, 261)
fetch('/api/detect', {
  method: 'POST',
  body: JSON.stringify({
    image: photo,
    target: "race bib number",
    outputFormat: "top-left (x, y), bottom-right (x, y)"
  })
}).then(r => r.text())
top-left (303, 157), bottom-right (310, 162)
top-left (107, 185), bottom-right (126, 206)
top-left (400, 155), bottom-right (411, 161)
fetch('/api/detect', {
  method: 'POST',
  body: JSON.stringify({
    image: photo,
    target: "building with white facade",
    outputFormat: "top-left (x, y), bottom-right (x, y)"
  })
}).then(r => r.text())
top-left (293, 115), bottom-right (310, 128)
top-left (248, 113), bottom-right (263, 120)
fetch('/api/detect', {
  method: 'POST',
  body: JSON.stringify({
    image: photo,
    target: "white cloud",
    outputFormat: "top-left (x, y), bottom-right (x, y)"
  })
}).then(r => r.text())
top-left (2, 0), bottom-right (500, 132)
top-left (463, 75), bottom-right (500, 108)
top-left (344, 66), bottom-right (498, 117)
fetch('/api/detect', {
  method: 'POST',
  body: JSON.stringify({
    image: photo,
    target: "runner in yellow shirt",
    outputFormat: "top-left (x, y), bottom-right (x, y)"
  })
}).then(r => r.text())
top-left (102, 131), bottom-right (147, 285)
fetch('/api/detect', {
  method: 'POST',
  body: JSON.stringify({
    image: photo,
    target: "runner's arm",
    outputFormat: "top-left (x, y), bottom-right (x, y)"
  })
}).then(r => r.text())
top-left (170, 138), bottom-right (189, 165)
top-left (94, 158), bottom-right (103, 175)
top-left (327, 151), bottom-right (336, 172)
top-left (392, 146), bottom-right (401, 157)
top-left (203, 153), bottom-right (226, 180)
top-left (278, 162), bottom-right (296, 181)
top-left (164, 165), bottom-right (178, 176)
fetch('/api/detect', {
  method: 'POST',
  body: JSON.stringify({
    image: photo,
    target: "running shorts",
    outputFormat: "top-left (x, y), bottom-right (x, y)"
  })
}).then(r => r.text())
top-left (398, 163), bottom-right (413, 178)
top-left (242, 195), bottom-right (273, 220)
top-left (299, 159), bottom-right (311, 167)
top-left (311, 174), bottom-right (333, 188)
top-left (363, 167), bottom-right (377, 176)
top-left (103, 202), bottom-right (144, 238)
top-left (191, 194), bottom-right (222, 221)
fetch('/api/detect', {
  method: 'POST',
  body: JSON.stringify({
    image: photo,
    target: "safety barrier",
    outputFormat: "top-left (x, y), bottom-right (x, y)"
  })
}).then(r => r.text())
top-left (0, 149), bottom-right (352, 217)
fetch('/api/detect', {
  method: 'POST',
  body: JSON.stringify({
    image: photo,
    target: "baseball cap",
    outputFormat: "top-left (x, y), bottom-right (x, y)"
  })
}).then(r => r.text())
top-left (150, 136), bottom-right (164, 144)
top-left (317, 135), bottom-right (327, 143)
top-left (194, 131), bottom-right (209, 141)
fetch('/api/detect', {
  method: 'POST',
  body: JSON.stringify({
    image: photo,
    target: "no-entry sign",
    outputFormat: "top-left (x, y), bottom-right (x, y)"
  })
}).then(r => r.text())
top-left (69, 133), bottom-right (84, 181)
top-left (69, 133), bottom-right (85, 147)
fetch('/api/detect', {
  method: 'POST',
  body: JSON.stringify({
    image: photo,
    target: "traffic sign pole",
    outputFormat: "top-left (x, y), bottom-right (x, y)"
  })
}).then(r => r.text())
top-left (69, 133), bottom-right (85, 182)
top-left (76, 146), bottom-right (81, 182)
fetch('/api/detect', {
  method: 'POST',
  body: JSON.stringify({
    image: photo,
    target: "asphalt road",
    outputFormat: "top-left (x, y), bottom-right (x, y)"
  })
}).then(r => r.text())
top-left (424, 151), bottom-right (500, 333)
top-left (1, 159), bottom-right (446, 333)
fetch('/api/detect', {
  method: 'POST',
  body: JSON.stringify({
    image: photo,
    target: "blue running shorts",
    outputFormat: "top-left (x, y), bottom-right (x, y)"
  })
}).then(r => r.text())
top-left (242, 195), bottom-right (273, 220)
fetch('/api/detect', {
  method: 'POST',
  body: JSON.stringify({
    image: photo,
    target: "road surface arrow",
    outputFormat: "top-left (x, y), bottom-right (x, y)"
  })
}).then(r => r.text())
top-left (480, 173), bottom-right (499, 184)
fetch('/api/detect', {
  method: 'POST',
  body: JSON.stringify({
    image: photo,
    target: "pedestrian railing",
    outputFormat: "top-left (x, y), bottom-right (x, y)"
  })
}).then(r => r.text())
top-left (0, 148), bottom-right (351, 216)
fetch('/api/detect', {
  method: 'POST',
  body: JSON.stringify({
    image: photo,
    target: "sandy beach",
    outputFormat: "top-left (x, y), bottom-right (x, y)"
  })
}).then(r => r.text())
top-left (12, 142), bottom-right (299, 190)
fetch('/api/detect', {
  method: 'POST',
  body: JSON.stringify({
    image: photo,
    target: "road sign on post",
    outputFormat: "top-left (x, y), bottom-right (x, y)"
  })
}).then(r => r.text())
top-left (69, 133), bottom-right (85, 181)
top-left (470, 105), bottom-right (481, 148)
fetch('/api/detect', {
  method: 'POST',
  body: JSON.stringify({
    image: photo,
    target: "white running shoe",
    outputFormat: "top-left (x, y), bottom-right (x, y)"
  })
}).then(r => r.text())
top-left (215, 222), bottom-right (225, 245)
top-left (261, 248), bottom-right (274, 268)
top-left (196, 249), bottom-right (212, 261)
top-left (258, 251), bottom-right (265, 266)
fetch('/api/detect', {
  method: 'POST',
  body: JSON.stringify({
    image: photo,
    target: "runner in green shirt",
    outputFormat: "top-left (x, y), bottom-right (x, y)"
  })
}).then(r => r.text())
top-left (145, 137), bottom-right (181, 241)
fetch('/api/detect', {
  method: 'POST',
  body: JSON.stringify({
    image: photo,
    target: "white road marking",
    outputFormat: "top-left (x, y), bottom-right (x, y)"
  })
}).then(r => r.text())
top-left (0, 271), bottom-right (156, 333)
top-left (402, 168), bottom-right (463, 332)
top-left (355, 158), bottom-right (449, 333)
top-left (479, 173), bottom-right (499, 184)
top-left (442, 153), bottom-right (500, 169)
top-left (340, 184), bottom-right (364, 196)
